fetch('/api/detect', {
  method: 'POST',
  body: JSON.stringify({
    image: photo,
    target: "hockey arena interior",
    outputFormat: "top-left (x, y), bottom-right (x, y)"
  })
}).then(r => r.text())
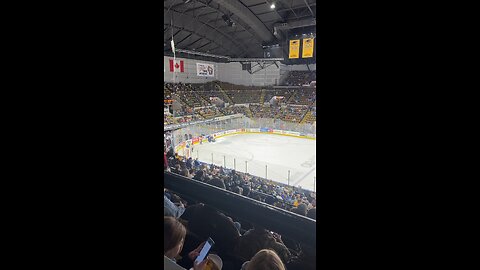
top-left (164, 1), bottom-right (316, 269)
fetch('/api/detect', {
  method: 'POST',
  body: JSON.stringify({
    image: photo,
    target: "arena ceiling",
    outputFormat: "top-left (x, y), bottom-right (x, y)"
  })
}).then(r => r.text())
top-left (164, 0), bottom-right (316, 58)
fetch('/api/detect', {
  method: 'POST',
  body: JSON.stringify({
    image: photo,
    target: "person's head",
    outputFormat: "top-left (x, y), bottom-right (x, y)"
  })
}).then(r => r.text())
top-left (245, 249), bottom-right (285, 270)
top-left (232, 186), bottom-right (243, 194)
top-left (194, 170), bottom-right (204, 179)
top-left (164, 216), bottom-right (187, 259)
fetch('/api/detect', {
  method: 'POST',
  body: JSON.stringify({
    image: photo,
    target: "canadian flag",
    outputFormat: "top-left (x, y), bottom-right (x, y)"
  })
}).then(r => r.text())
top-left (169, 59), bottom-right (184, 72)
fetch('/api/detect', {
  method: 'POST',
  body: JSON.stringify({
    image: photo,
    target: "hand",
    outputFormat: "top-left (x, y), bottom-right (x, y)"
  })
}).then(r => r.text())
top-left (188, 241), bottom-right (206, 261)
top-left (192, 258), bottom-right (208, 270)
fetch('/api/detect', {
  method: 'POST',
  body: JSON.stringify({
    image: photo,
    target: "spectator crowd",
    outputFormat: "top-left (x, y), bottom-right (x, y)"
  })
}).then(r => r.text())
top-left (164, 146), bottom-right (316, 270)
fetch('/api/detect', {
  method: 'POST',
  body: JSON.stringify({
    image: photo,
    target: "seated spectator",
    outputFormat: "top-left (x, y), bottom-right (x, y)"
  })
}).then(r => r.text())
top-left (291, 203), bottom-right (308, 216)
top-left (193, 170), bottom-right (205, 182)
top-left (164, 195), bottom-right (185, 218)
top-left (208, 177), bottom-right (226, 189)
top-left (264, 195), bottom-right (277, 205)
top-left (164, 216), bottom-right (209, 270)
top-left (182, 204), bottom-right (240, 254)
top-left (232, 186), bottom-right (243, 195)
top-left (241, 249), bottom-right (286, 270)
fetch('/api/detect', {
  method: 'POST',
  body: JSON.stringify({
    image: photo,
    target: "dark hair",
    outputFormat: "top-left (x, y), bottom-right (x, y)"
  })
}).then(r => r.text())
top-left (164, 216), bottom-right (187, 253)
top-left (233, 186), bottom-right (243, 194)
top-left (194, 170), bottom-right (205, 181)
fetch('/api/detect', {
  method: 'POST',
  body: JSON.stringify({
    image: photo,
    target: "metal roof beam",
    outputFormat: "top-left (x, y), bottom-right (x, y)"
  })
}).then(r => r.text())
top-left (210, 0), bottom-right (276, 43)
top-left (164, 24), bottom-right (238, 56)
top-left (165, 8), bottom-right (250, 55)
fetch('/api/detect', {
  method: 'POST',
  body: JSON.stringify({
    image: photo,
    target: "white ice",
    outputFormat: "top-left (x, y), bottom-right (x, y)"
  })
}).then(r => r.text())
top-left (191, 134), bottom-right (317, 191)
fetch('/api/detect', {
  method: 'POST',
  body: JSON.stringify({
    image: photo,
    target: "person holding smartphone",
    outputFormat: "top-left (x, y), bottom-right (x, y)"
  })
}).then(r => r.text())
top-left (164, 216), bottom-right (208, 270)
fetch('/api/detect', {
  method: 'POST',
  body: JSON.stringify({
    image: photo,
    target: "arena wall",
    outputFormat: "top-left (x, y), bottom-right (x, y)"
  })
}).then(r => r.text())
top-left (165, 56), bottom-right (316, 86)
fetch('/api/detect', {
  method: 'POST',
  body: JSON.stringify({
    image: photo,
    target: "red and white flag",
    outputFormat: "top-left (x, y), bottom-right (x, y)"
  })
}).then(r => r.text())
top-left (169, 59), bottom-right (184, 72)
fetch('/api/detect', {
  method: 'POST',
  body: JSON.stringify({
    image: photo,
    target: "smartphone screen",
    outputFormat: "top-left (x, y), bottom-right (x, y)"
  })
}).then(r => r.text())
top-left (195, 237), bottom-right (215, 264)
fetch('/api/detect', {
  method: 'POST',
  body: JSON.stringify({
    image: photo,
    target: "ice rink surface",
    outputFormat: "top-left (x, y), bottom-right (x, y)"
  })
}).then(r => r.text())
top-left (192, 134), bottom-right (316, 191)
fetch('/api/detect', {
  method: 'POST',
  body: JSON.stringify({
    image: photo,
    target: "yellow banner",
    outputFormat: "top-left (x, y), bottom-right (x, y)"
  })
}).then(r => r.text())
top-left (302, 38), bottom-right (314, 58)
top-left (289, 39), bottom-right (300, 59)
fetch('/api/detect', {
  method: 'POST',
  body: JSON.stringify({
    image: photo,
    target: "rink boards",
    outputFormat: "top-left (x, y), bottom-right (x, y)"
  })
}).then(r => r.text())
top-left (175, 128), bottom-right (316, 154)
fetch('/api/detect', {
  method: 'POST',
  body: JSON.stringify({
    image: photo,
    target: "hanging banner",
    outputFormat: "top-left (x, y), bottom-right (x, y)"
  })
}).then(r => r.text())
top-left (302, 38), bottom-right (314, 58)
top-left (196, 63), bottom-right (215, 77)
top-left (289, 39), bottom-right (300, 59)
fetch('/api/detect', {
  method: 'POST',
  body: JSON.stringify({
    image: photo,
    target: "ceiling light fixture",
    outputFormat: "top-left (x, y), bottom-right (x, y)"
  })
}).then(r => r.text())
top-left (270, 3), bottom-right (275, 9)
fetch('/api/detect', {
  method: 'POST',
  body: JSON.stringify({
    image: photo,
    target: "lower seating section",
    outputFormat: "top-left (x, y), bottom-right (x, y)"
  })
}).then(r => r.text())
top-left (164, 114), bottom-right (202, 126)
top-left (218, 106), bottom-right (249, 116)
top-left (249, 104), bottom-right (276, 119)
top-left (224, 90), bottom-right (262, 104)
top-left (164, 154), bottom-right (316, 270)
top-left (165, 82), bottom-right (212, 108)
top-left (288, 88), bottom-right (316, 106)
top-left (250, 104), bottom-right (309, 123)
top-left (195, 106), bottom-right (223, 119)
top-left (263, 89), bottom-right (294, 103)
top-left (301, 110), bottom-right (316, 124)
top-left (280, 105), bottom-right (309, 122)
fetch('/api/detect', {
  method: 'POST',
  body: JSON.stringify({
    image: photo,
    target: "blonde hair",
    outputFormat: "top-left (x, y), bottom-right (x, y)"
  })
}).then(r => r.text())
top-left (246, 249), bottom-right (286, 270)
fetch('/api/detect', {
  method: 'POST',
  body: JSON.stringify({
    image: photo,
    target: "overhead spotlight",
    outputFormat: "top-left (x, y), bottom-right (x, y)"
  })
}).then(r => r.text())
top-left (270, 3), bottom-right (275, 9)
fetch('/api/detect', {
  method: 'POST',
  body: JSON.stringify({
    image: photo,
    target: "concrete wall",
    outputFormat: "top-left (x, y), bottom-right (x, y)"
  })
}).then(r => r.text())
top-left (163, 56), bottom-right (219, 84)
top-left (163, 56), bottom-right (315, 86)
top-left (218, 62), bottom-right (281, 86)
